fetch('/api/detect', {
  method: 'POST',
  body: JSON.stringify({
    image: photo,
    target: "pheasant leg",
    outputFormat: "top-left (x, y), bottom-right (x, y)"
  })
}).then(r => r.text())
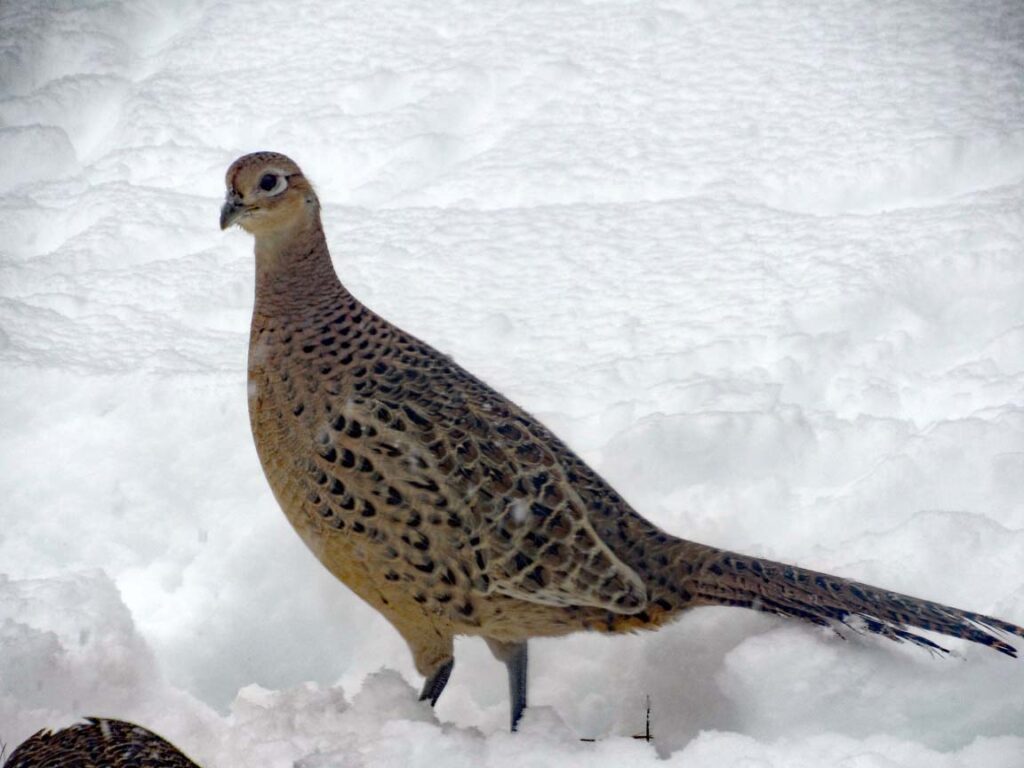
top-left (487, 638), bottom-right (529, 731)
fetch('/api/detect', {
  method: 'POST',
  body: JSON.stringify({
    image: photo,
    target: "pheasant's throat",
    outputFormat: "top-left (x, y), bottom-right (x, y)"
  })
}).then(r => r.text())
top-left (252, 226), bottom-right (347, 319)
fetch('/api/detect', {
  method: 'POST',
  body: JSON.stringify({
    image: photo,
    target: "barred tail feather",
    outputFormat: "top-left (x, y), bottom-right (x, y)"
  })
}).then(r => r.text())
top-left (692, 550), bottom-right (1024, 657)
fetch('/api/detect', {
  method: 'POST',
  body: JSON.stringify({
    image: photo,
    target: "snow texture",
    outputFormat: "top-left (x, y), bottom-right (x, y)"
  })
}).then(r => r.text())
top-left (2, 1), bottom-right (1023, 765)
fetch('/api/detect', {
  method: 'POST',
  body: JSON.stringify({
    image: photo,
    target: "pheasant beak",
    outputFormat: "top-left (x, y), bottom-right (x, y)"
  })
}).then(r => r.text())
top-left (219, 193), bottom-right (247, 230)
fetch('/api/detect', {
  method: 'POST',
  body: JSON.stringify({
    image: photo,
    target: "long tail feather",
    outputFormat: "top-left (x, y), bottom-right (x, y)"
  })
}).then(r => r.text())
top-left (692, 550), bottom-right (1024, 657)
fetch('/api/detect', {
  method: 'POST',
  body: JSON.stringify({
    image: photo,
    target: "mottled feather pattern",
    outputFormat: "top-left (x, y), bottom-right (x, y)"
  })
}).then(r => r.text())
top-left (253, 290), bottom-right (650, 624)
top-left (692, 552), bottom-right (1024, 657)
top-left (224, 151), bottom-right (1024, 727)
top-left (4, 718), bottom-right (200, 768)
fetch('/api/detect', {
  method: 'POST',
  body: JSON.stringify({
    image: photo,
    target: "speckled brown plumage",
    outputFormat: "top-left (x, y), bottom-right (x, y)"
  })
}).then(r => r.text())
top-left (5, 718), bottom-right (200, 768)
top-left (221, 151), bottom-right (1024, 730)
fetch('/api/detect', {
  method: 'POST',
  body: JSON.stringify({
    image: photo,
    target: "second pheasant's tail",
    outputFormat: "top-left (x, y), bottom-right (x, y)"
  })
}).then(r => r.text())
top-left (690, 548), bottom-right (1024, 657)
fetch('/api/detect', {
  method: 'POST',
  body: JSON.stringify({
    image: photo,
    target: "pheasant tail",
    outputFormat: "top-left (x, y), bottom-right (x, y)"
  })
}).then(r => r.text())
top-left (689, 547), bottom-right (1024, 657)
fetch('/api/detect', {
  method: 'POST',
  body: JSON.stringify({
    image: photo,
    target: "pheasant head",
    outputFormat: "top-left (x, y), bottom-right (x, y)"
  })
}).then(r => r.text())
top-left (220, 151), bottom-right (320, 241)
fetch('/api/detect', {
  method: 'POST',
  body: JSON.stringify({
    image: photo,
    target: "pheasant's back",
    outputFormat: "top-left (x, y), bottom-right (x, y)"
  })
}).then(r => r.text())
top-left (5, 718), bottom-right (201, 768)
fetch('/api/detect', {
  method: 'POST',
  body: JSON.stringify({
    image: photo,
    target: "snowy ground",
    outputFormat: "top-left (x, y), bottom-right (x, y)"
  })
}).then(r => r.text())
top-left (2, 1), bottom-right (1023, 765)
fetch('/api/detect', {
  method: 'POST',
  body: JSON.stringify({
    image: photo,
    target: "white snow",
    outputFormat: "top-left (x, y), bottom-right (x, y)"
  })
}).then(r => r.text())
top-left (510, 499), bottom-right (530, 525)
top-left (2, 1), bottom-right (1023, 765)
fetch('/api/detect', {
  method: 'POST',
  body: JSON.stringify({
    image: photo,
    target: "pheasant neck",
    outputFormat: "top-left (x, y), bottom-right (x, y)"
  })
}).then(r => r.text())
top-left (252, 219), bottom-right (355, 322)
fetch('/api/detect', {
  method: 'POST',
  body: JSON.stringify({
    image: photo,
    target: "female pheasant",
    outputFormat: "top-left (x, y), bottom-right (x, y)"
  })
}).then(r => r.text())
top-left (221, 151), bottom-right (1024, 731)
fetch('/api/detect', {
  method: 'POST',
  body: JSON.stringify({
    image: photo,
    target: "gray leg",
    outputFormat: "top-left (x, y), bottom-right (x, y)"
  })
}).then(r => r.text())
top-left (486, 638), bottom-right (529, 731)
top-left (418, 658), bottom-right (454, 706)
top-left (506, 642), bottom-right (528, 731)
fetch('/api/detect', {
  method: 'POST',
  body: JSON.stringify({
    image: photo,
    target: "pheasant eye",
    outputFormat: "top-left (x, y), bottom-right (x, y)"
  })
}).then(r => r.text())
top-left (259, 173), bottom-right (278, 192)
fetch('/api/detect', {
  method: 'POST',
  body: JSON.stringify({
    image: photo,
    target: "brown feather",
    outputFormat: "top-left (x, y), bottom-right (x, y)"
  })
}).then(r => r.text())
top-left (5, 718), bottom-right (200, 768)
